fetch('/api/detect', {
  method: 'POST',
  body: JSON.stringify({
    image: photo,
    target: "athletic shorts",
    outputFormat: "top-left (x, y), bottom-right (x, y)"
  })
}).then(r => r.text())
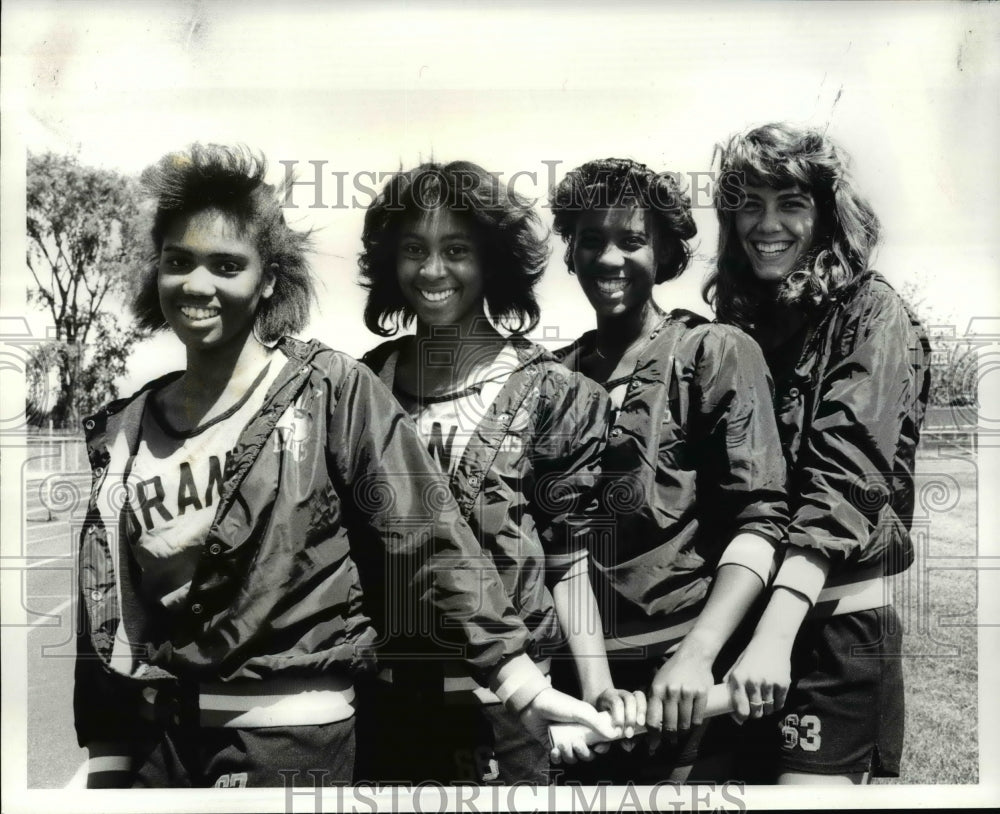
top-left (738, 605), bottom-right (904, 779)
top-left (129, 716), bottom-right (356, 788)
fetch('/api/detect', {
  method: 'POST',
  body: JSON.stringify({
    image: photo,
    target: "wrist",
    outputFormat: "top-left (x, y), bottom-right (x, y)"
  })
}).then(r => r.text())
top-left (577, 661), bottom-right (614, 706)
top-left (750, 586), bottom-right (813, 646)
top-left (581, 680), bottom-right (614, 706)
top-left (749, 625), bottom-right (797, 651)
top-left (674, 629), bottom-right (724, 664)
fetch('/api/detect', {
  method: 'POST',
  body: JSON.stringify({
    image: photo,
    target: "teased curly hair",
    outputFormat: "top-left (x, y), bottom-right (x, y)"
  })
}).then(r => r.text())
top-left (133, 143), bottom-right (315, 343)
top-left (359, 161), bottom-right (548, 336)
top-left (549, 157), bottom-right (697, 283)
top-left (704, 123), bottom-right (880, 332)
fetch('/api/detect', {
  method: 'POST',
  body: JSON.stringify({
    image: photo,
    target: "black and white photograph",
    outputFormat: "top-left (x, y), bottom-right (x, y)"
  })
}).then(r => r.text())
top-left (1, 2), bottom-right (998, 811)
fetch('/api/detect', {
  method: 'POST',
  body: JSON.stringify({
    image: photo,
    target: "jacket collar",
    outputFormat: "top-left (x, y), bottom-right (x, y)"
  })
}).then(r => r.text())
top-left (81, 336), bottom-right (325, 460)
top-left (366, 333), bottom-right (548, 390)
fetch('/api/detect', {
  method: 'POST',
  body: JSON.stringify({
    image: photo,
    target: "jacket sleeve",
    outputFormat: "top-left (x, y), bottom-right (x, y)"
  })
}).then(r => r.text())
top-left (74, 595), bottom-right (139, 747)
top-left (74, 596), bottom-right (139, 786)
top-left (73, 494), bottom-right (143, 745)
top-left (691, 325), bottom-right (790, 570)
top-left (783, 283), bottom-right (928, 565)
top-left (326, 359), bottom-right (532, 686)
top-left (530, 368), bottom-right (612, 583)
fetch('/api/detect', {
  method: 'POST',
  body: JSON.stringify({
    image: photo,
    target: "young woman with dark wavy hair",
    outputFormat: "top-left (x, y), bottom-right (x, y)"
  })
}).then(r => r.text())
top-left (356, 161), bottom-right (626, 784)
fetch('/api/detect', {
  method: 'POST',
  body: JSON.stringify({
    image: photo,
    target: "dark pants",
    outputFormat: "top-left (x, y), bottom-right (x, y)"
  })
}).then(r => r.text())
top-left (355, 678), bottom-right (550, 784)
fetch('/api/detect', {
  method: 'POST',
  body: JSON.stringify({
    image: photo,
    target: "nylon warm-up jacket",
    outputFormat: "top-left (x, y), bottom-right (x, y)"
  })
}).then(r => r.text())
top-left (363, 336), bottom-right (613, 665)
top-left (74, 337), bottom-right (541, 748)
top-left (558, 312), bottom-right (790, 660)
top-left (761, 271), bottom-right (932, 607)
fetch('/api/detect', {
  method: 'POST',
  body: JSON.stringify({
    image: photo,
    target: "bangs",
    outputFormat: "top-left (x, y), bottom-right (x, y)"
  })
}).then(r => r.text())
top-left (359, 160), bottom-right (545, 337)
top-left (723, 140), bottom-right (814, 193)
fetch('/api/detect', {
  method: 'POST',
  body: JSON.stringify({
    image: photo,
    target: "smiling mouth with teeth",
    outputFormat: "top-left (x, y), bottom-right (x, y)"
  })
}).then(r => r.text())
top-left (419, 288), bottom-right (457, 303)
top-left (753, 241), bottom-right (793, 257)
top-left (180, 305), bottom-right (221, 320)
top-left (594, 279), bottom-right (628, 295)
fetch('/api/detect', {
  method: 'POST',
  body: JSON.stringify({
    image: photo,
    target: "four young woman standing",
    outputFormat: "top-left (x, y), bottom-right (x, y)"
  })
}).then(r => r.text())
top-left (74, 124), bottom-right (930, 787)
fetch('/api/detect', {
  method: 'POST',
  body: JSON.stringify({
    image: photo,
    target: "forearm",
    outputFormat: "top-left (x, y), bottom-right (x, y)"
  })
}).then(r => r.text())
top-left (673, 557), bottom-right (767, 664)
top-left (752, 546), bottom-right (832, 644)
top-left (773, 544), bottom-right (831, 604)
top-left (552, 558), bottom-right (614, 704)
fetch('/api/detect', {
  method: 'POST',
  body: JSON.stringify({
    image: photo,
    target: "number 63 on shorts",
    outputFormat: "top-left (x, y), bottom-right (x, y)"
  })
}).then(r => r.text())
top-left (781, 713), bottom-right (822, 752)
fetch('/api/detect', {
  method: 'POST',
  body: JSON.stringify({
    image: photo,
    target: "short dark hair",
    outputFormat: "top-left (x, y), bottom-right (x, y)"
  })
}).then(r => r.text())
top-left (549, 157), bottom-right (697, 283)
top-left (133, 143), bottom-right (315, 343)
top-left (704, 122), bottom-right (880, 332)
top-left (358, 161), bottom-right (548, 336)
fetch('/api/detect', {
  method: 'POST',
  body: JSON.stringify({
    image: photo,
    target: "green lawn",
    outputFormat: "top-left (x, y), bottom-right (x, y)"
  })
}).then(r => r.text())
top-left (875, 446), bottom-right (979, 784)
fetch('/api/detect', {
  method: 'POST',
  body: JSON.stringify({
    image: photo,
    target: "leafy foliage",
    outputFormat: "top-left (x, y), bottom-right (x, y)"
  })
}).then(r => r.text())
top-left (25, 152), bottom-right (149, 428)
top-left (897, 279), bottom-right (977, 408)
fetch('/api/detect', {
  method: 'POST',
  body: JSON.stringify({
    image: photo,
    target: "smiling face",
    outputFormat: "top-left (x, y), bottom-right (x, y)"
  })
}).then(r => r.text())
top-left (396, 208), bottom-right (487, 331)
top-left (571, 206), bottom-right (662, 319)
top-left (735, 185), bottom-right (818, 284)
top-left (157, 208), bottom-right (273, 352)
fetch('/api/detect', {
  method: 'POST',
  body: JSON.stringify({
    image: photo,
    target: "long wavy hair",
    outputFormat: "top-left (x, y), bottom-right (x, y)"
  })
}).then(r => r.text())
top-left (359, 161), bottom-right (548, 336)
top-left (549, 157), bottom-right (697, 283)
top-left (134, 143), bottom-right (315, 343)
top-left (704, 123), bottom-right (880, 332)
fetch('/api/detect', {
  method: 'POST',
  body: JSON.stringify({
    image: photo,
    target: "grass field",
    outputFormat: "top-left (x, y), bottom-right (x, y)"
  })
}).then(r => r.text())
top-left (876, 446), bottom-right (979, 784)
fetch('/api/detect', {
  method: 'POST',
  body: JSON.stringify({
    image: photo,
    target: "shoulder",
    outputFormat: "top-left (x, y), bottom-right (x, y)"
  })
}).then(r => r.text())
top-left (668, 308), bottom-right (711, 331)
top-left (278, 336), bottom-right (375, 397)
top-left (838, 271), bottom-right (906, 318)
top-left (512, 337), bottom-right (609, 408)
top-left (552, 330), bottom-right (596, 371)
top-left (668, 310), bottom-right (765, 365)
top-left (826, 271), bottom-right (927, 353)
top-left (82, 370), bottom-right (182, 436)
top-left (359, 337), bottom-right (408, 375)
top-left (282, 337), bottom-right (358, 376)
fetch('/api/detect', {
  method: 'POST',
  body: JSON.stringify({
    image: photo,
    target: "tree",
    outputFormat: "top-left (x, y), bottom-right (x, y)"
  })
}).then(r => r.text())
top-left (26, 152), bottom-right (149, 429)
top-left (897, 278), bottom-right (977, 408)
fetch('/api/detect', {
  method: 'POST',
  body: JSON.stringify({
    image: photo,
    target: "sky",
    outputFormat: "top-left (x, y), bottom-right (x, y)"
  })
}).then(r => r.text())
top-left (3, 0), bottom-right (998, 393)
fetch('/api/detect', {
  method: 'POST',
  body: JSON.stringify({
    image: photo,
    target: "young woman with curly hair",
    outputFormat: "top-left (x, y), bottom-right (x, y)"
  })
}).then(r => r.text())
top-left (356, 161), bottom-right (627, 783)
top-left (706, 123), bottom-right (931, 783)
top-left (550, 158), bottom-right (790, 782)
